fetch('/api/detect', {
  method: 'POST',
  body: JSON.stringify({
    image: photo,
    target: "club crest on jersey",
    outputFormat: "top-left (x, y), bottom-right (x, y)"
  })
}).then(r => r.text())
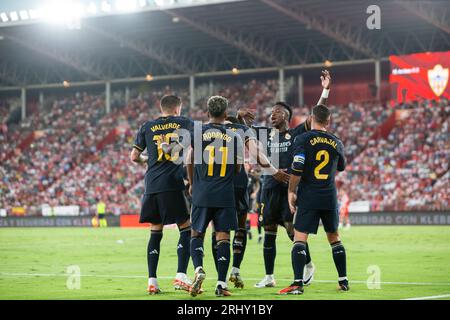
top-left (428, 64), bottom-right (448, 97)
top-left (285, 133), bottom-right (291, 140)
top-left (293, 154), bottom-right (305, 163)
top-left (269, 130), bottom-right (276, 141)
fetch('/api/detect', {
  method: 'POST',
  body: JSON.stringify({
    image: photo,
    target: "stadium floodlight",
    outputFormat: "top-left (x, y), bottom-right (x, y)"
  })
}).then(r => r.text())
top-left (63, 80), bottom-right (70, 87)
top-left (40, 1), bottom-right (84, 26)
top-left (86, 2), bottom-right (97, 15)
top-left (146, 74), bottom-right (153, 81)
top-left (28, 9), bottom-right (40, 20)
top-left (324, 60), bottom-right (333, 67)
top-left (101, 1), bottom-right (112, 13)
top-left (154, 0), bottom-right (167, 7)
top-left (0, 12), bottom-right (8, 22)
top-left (232, 67), bottom-right (240, 75)
top-left (115, 0), bottom-right (138, 12)
top-left (10, 11), bottom-right (19, 21)
top-left (19, 10), bottom-right (30, 20)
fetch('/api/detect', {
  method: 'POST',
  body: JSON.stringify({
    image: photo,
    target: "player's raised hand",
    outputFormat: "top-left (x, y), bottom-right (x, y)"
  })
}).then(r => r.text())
top-left (288, 191), bottom-right (297, 215)
top-left (320, 70), bottom-right (331, 89)
top-left (237, 108), bottom-right (256, 125)
top-left (272, 169), bottom-right (290, 184)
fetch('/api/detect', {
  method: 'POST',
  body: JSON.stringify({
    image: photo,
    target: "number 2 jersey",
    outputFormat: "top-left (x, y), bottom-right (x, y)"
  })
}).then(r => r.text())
top-left (291, 129), bottom-right (346, 210)
top-left (133, 115), bottom-right (193, 195)
top-left (191, 123), bottom-right (244, 208)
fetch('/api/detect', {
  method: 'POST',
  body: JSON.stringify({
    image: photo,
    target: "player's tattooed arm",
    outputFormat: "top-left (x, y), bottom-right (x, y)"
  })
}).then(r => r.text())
top-left (288, 175), bottom-right (301, 214)
top-left (130, 148), bottom-right (148, 164)
top-left (317, 70), bottom-right (331, 106)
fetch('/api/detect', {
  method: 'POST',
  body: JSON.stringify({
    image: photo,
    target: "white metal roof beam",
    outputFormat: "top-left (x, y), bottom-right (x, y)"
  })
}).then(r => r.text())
top-left (261, 0), bottom-right (378, 59)
top-left (395, 0), bottom-right (450, 35)
top-left (165, 10), bottom-right (282, 67)
top-left (84, 23), bottom-right (193, 74)
top-left (6, 34), bottom-right (106, 80)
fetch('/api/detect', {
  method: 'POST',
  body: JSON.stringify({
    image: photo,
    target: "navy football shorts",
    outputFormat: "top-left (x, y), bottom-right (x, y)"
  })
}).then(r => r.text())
top-left (140, 190), bottom-right (189, 225)
top-left (234, 187), bottom-right (249, 216)
top-left (191, 206), bottom-right (238, 233)
top-left (260, 185), bottom-right (292, 226)
top-left (294, 208), bottom-right (339, 234)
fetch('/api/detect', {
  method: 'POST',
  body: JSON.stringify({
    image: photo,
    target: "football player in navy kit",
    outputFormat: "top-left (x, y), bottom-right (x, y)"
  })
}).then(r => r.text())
top-left (130, 95), bottom-right (193, 295)
top-left (209, 116), bottom-right (289, 290)
top-left (281, 103), bottom-right (348, 295)
top-left (186, 96), bottom-right (245, 297)
top-left (237, 71), bottom-right (331, 289)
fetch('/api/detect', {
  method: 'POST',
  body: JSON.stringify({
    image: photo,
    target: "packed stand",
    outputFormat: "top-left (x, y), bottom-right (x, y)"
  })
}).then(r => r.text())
top-left (339, 98), bottom-right (449, 211)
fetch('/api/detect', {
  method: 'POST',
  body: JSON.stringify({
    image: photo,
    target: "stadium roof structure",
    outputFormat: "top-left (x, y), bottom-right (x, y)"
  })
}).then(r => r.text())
top-left (0, 0), bottom-right (449, 90)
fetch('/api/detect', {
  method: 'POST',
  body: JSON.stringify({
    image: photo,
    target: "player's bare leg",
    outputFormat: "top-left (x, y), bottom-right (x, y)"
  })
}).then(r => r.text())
top-left (147, 224), bottom-right (163, 295)
top-left (326, 232), bottom-right (349, 291)
top-left (173, 219), bottom-right (193, 292)
top-left (230, 214), bottom-right (247, 289)
top-left (189, 229), bottom-right (206, 297)
top-left (255, 224), bottom-right (277, 288)
top-left (215, 231), bottom-right (232, 297)
top-left (279, 230), bottom-right (308, 295)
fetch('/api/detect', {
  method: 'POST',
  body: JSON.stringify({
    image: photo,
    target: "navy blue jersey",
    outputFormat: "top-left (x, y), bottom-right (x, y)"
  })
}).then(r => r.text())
top-left (254, 121), bottom-right (309, 189)
top-left (225, 123), bottom-right (256, 190)
top-left (133, 115), bottom-right (193, 195)
top-left (191, 123), bottom-right (244, 208)
top-left (291, 130), bottom-right (346, 210)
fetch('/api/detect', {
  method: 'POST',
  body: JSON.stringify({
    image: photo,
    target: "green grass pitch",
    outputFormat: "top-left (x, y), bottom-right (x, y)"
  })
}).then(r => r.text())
top-left (0, 226), bottom-right (449, 300)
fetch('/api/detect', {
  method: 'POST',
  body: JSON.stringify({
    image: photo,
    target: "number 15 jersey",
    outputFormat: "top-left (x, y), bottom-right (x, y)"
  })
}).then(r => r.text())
top-left (291, 129), bottom-right (346, 210)
top-left (133, 116), bottom-right (193, 195)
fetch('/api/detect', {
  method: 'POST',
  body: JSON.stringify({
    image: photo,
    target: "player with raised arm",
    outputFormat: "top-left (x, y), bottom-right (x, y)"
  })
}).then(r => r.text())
top-left (237, 70), bottom-right (331, 289)
top-left (281, 104), bottom-right (348, 295)
top-left (130, 95), bottom-right (194, 295)
top-left (209, 116), bottom-right (290, 290)
top-left (186, 96), bottom-right (246, 297)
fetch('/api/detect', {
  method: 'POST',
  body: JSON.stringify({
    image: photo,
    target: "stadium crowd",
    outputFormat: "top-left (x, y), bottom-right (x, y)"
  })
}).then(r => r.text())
top-left (0, 79), bottom-right (448, 216)
top-left (340, 98), bottom-right (449, 211)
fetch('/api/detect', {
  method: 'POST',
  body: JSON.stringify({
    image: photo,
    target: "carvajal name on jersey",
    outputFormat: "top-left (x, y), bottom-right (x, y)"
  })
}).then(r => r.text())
top-left (151, 123), bottom-right (181, 132)
top-left (309, 136), bottom-right (337, 149)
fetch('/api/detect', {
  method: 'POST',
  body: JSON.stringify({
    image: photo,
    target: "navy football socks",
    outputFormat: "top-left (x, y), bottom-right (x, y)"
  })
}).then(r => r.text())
top-left (211, 232), bottom-right (218, 272)
top-left (291, 241), bottom-right (307, 281)
top-left (331, 241), bottom-right (347, 279)
top-left (232, 228), bottom-right (247, 269)
top-left (147, 230), bottom-right (163, 278)
top-left (216, 239), bottom-right (231, 282)
top-left (263, 232), bottom-right (277, 275)
top-left (177, 226), bottom-right (191, 274)
top-left (305, 242), bottom-right (312, 265)
top-left (190, 236), bottom-right (204, 269)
